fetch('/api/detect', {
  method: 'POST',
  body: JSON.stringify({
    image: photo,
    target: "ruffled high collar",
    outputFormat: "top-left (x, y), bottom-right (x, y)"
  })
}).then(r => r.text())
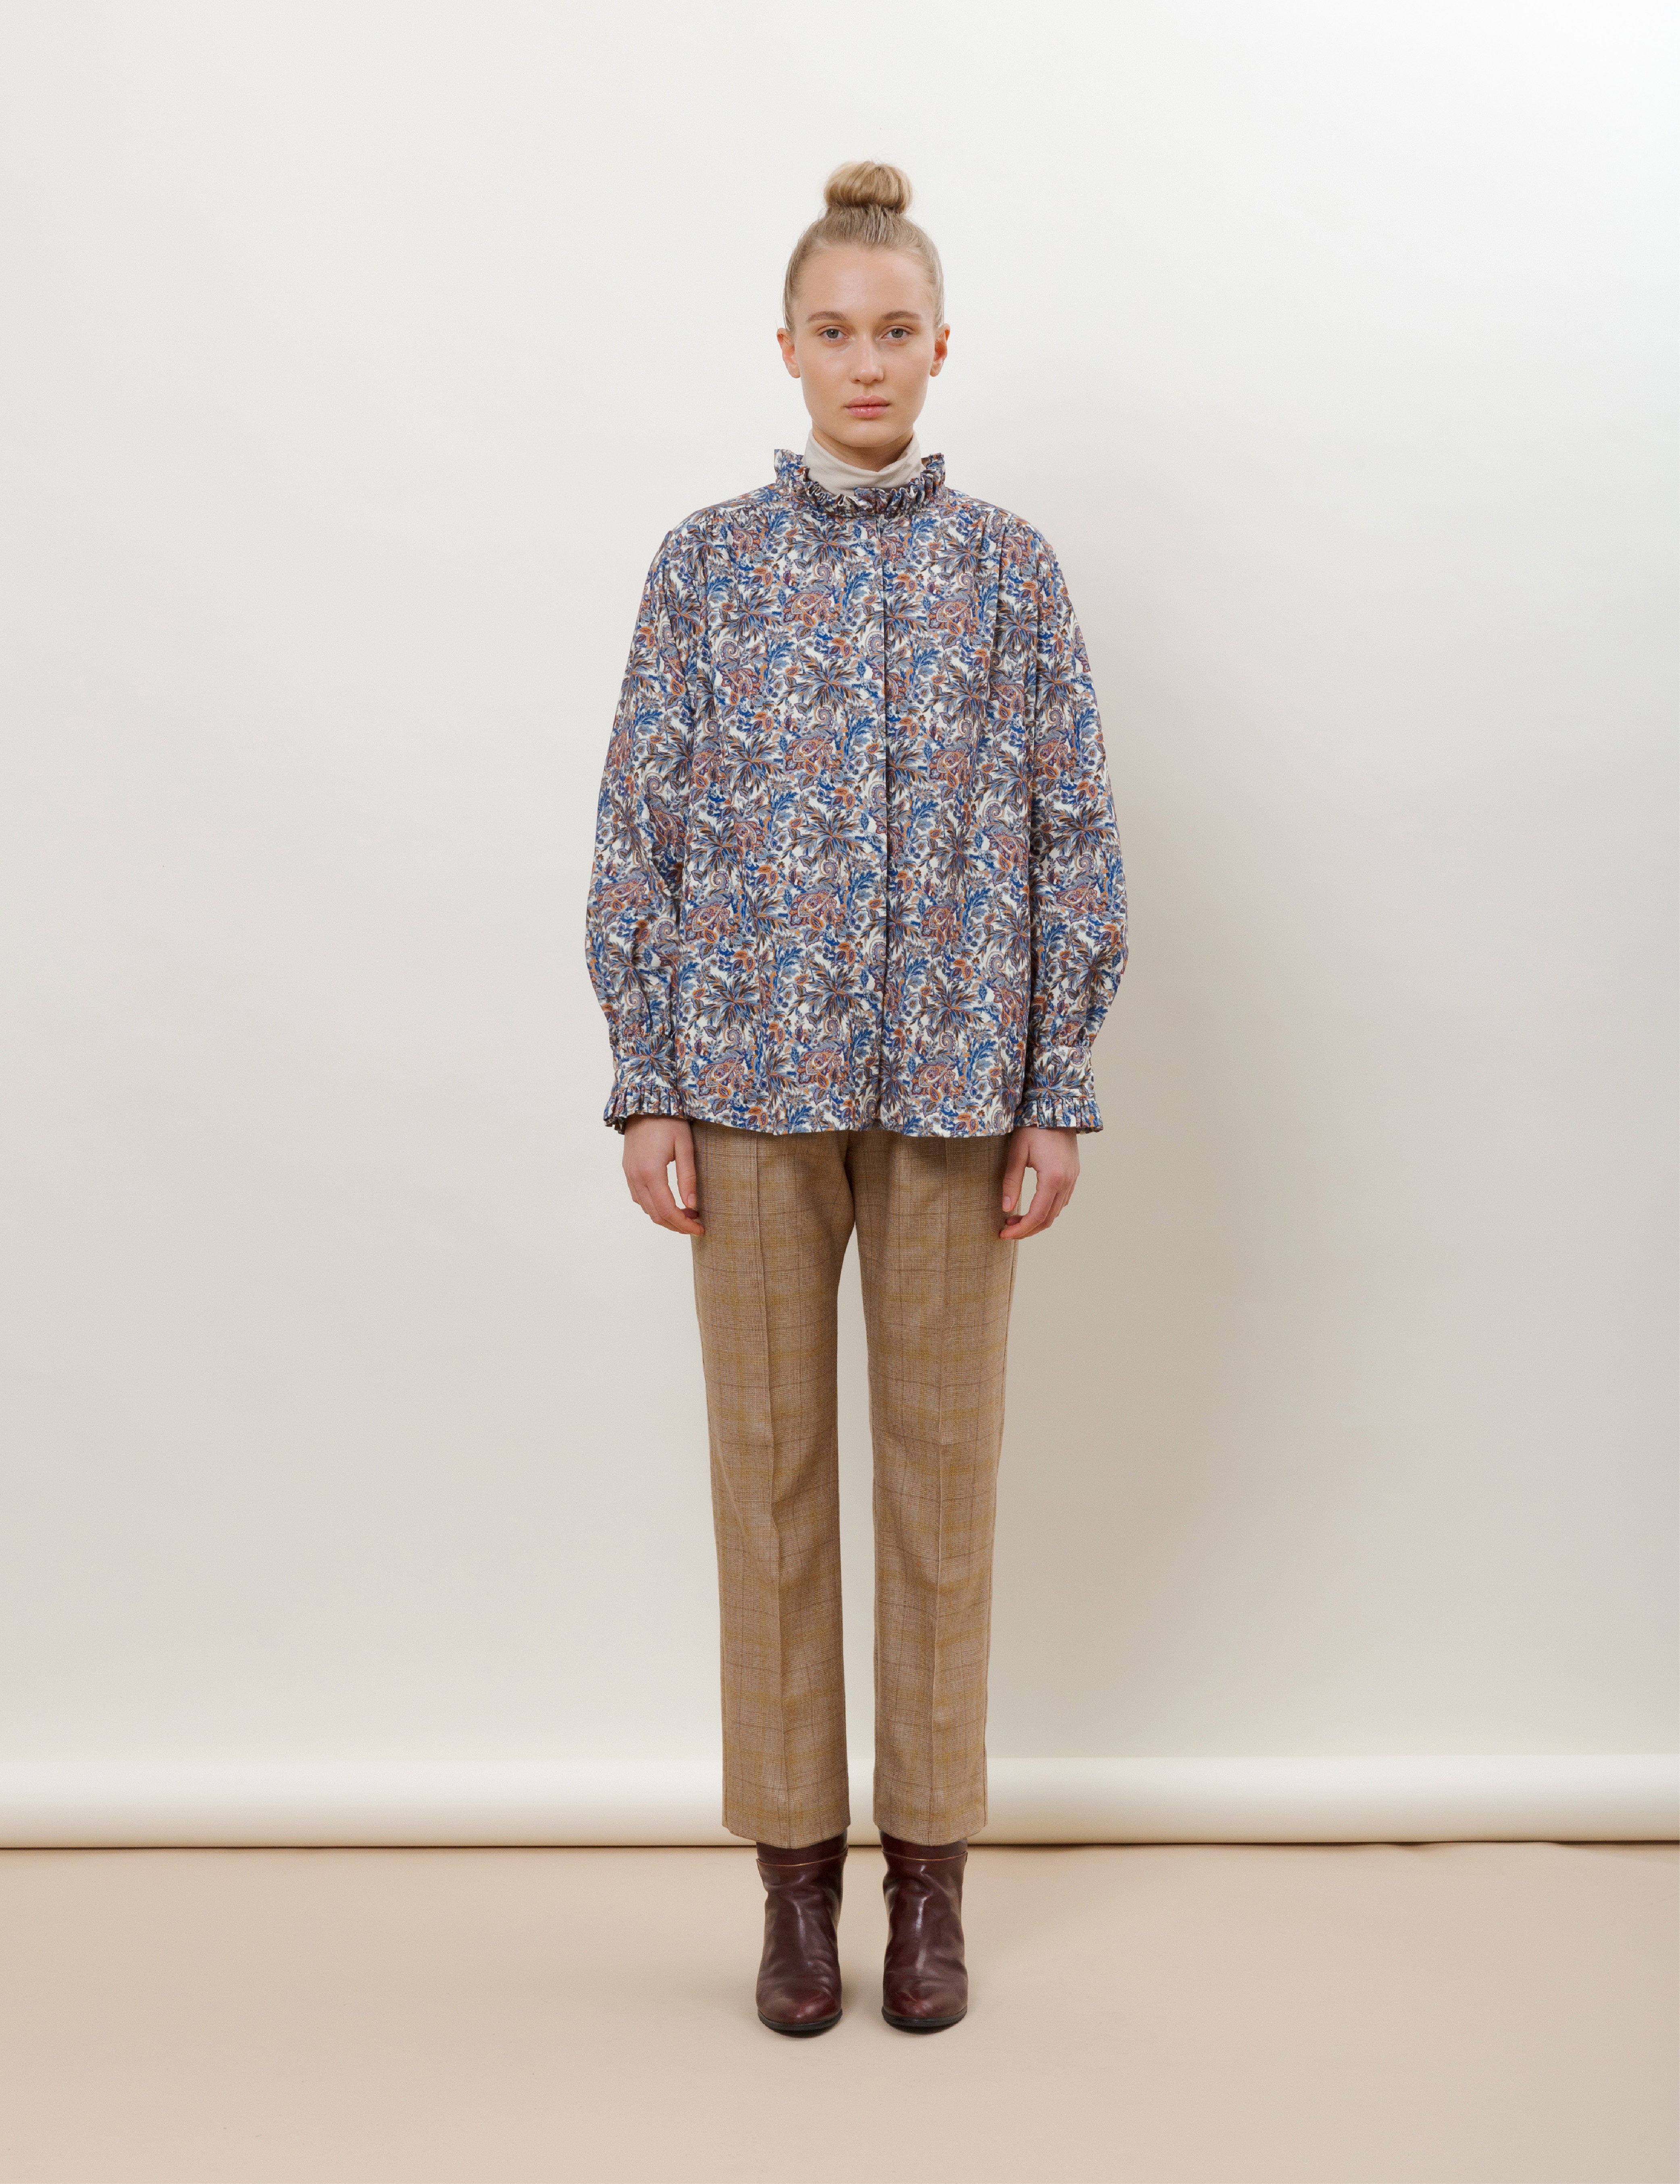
top-left (802, 430), bottom-right (924, 496)
top-left (775, 446), bottom-right (945, 521)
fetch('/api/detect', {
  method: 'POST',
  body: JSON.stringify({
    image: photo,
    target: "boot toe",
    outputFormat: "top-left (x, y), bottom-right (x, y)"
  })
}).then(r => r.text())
top-left (758, 1979), bottom-right (843, 2035)
top-left (881, 1977), bottom-right (967, 2032)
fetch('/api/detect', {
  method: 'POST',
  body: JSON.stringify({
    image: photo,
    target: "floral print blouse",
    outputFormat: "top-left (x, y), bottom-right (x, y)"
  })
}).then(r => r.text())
top-left (586, 450), bottom-right (1127, 1137)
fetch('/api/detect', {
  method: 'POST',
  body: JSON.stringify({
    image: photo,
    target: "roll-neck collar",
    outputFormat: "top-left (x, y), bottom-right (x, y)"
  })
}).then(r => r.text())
top-left (776, 446), bottom-right (945, 522)
top-left (802, 430), bottom-right (924, 496)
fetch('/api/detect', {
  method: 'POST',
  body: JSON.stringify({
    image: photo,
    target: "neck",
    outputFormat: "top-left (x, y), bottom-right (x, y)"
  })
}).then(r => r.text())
top-left (809, 425), bottom-right (914, 475)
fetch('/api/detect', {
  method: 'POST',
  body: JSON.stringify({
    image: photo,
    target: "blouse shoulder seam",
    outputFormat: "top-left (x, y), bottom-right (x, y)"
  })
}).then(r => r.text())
top-left (939, 489), bottom-right (1058, 563)
top-left (664, 480), bottom-right (781, 543)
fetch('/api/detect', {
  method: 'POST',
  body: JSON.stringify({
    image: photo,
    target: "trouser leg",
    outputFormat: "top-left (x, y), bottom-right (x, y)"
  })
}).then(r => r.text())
top-left (851, 1130), bottom-right (1017, 1844)
top-left (689, 1122), bottom-right (854, 1848)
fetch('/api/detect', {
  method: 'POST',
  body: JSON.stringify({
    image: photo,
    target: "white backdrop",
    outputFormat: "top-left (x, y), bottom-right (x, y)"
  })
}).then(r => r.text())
top-left (0, 2), bottom-right (1674, 1832)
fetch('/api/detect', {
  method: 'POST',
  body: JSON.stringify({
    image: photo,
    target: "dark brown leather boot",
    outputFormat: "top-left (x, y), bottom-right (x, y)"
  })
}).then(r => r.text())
top-left (754, 1833), bottom-right (846, 2035)
top-left (881, 1833), bottom-right (968, 2030)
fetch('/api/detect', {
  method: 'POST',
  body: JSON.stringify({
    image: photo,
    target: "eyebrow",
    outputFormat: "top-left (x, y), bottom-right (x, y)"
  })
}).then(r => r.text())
top-left (806, 308), bottom-right (927, 327)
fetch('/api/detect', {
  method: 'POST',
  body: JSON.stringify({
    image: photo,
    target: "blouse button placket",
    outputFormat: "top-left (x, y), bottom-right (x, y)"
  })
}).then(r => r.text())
top-left (875, 508), bottom-right (900, 1122)
top-left (868, 510), bottom-right (882, 1120)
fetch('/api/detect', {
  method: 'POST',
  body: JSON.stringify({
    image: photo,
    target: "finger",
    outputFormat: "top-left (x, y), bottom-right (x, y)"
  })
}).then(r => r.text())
top-left (1001, 1174), bottom-right (1041, 1236)
top-left (1002, 1180), bottom-right (1068, 1239)
top-left (1000, 1142), bottom-right (1029, 1216)
top-left (639, 1166), bottom-right (704, 1235)
top-left (658, 1169), bottom-right (704, 1233)
top-left (674, 1136), bottom-right (699, 1215)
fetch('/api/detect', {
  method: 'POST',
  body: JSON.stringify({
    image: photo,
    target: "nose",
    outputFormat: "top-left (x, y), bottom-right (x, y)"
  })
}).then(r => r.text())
top-left (851, 341), bottom-right (887, 384)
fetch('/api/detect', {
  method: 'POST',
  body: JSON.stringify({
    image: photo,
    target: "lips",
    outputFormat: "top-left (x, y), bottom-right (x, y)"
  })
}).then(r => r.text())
top-left (847, 401), bottom-right (888, 415)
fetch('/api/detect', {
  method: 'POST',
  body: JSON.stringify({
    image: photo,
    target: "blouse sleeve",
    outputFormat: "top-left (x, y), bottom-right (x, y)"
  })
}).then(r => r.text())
top-left (1019, 545), bottom-right (1128, 1131)
top-left (585, 532), bottom-right (698, 1130)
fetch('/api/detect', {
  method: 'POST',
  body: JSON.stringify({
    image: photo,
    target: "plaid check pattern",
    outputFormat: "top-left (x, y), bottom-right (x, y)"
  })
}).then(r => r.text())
top-left (690, 1122), bottom-right (1018, 1847)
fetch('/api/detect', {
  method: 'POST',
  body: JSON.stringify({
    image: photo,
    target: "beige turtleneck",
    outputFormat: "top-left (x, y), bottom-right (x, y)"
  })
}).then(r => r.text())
top-left (802, 430), bottom-right (925, 496)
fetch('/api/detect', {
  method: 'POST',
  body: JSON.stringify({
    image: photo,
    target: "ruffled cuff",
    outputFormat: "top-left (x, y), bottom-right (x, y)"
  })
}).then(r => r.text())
top-left (1016, 1047), bottom-right (1103, 1133)
top-left (604, 1060), bottom-right (687, 1133)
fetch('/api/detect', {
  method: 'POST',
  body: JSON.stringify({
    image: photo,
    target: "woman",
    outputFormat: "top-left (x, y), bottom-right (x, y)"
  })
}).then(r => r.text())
top-left (586, 162), bottom-right (1126, 2035)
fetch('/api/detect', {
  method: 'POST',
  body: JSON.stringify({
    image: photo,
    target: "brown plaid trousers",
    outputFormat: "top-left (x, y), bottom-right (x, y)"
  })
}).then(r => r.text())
top-left (689, 1122), bottom-right (1018, 1848)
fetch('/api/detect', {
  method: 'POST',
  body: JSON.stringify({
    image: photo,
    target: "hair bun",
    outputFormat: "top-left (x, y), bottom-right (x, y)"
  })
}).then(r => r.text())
top-left (823, 160), bottom-right (913, 215)
top-left (783, 161), bottom-right (943, 328)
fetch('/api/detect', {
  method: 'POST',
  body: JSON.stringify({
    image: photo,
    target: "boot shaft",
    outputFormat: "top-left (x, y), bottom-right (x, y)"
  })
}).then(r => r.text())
top-left (755, 1833), bottom-right (847, 2035)
top-left (880, 1834), bottom-right (969, 2029)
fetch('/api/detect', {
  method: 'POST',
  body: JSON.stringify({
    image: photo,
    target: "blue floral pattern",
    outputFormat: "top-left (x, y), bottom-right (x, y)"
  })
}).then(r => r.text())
top-left (586, 451), bottom-right (1127, 1136)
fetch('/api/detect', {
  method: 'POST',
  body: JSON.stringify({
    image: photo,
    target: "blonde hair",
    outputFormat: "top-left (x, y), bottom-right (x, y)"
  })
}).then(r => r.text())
top-left (782, 162), bottom-right (945, 329)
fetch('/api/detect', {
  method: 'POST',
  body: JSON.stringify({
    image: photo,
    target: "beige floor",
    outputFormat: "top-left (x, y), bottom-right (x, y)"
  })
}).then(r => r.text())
top-left (0, 1843), bottom-right (1672, 2184)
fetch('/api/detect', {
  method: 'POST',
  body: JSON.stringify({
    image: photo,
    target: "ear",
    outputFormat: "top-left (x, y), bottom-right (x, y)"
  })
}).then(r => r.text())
top-left (776, 326), bottom-right (800, 380)
top-left (929, 323), bottom-right (951, 377)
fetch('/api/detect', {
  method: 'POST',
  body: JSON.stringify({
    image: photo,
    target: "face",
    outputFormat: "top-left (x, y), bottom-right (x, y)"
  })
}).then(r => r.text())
top-left (778, 246), bottom-right (949, 469)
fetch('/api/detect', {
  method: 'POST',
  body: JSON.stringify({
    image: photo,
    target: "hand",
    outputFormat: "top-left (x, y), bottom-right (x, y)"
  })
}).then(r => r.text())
top-left (999, 1126), bottom-right (1079, 1239)
top-left (622, 1116), bottom-right (703, 1236)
